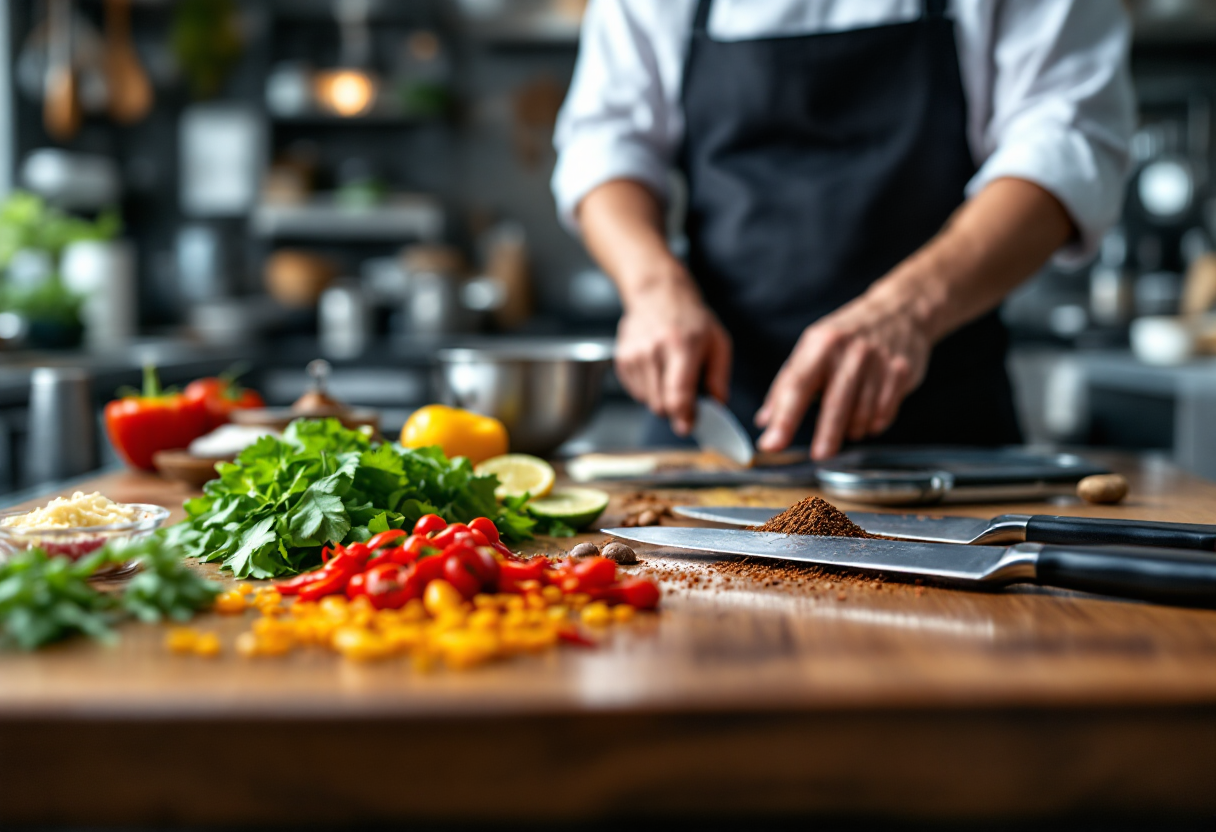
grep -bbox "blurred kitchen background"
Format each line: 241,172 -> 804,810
0,0 -> 1214,497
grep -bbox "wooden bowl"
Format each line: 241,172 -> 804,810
152,450 -> 232,490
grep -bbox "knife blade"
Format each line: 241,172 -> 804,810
602,526 -> 1216,606
691,397 -> 755,467
671,506 -> 1216,552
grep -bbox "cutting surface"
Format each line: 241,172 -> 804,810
2,452 -> 1215,823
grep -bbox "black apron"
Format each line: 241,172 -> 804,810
647,0 -> 1021,447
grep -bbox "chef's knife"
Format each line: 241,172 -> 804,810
691,397 -> 755,467
603,526 -> 1216,606
672,506 -> 1216,553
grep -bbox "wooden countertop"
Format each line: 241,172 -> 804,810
3,452 -> 1215,825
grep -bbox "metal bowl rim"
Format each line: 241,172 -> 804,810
436,339 -> 614,364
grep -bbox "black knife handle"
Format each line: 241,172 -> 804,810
1026,515 -> 1216,552
1035,544 -> 1216,606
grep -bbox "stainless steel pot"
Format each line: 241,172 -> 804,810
434,339 -> 614,456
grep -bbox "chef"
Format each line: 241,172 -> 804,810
552,0 -> 1134,459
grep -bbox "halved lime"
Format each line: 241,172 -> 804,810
475,454 -> 556,500
526,487 -> 611,530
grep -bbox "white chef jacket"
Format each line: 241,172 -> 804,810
552,0 -> 1137,263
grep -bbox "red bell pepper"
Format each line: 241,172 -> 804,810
183,371 -> 265,431
104,365 -> 208,471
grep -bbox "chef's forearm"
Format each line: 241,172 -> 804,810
577,179 -> 703,310
868,177 -> 1076,343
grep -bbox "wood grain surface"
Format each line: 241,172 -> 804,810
2,453 -> 1215,824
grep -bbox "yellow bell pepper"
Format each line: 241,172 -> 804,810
400,405 -> 508,464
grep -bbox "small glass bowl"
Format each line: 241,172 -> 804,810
0,504 -> 171,578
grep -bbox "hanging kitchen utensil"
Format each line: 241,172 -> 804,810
673,506 -> 1216,552
603,526 -> 1216,608
44,0 -> 82,141
104,0 -> 154,124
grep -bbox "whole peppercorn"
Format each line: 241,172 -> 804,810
568,541 -> 601,559
601,541 -> 638,565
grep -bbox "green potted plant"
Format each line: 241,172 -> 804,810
0,191 -> 120,349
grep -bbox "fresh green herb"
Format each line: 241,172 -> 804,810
167,418 -> 538,579
0,548 -> 114,650
0,535 -> 221,651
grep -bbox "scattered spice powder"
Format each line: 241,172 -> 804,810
750,495 -> 874,538
709,495 -> 888,592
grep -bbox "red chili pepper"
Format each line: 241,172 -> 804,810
366,529 -> 408,551
492,541 -> 519,561
103,365 -> 209,471
413,514 -> 447,537
276,570 -> 329,595
469,517 -> 500,543
297,566 -> 355,601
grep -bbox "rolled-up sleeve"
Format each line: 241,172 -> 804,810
967,0 -> 1136,265
551,0 -> 684,232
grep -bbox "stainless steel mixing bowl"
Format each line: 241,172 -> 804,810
434,339 -> 614,456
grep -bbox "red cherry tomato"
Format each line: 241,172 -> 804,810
429,523 -> 471,549
346,571 -> 368,599
411,553 -> 449,586
413,514 -> 447,537
468,517 -> 500,543
443,554 -> 483,599
572,556 -> 617,589
613,578 -> 660,610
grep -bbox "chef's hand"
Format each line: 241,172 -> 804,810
755,292 -> 931,460
616,281 -> 732,436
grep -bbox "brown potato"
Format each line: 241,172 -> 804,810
1077,473 -> 1129,505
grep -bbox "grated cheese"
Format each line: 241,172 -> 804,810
1,492 -> 139,532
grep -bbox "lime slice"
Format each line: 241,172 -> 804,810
475,454 -> 556,500
526,487 -> 611,530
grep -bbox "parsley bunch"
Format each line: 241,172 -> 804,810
167,418 -> 538,579
0,536 -> 221,651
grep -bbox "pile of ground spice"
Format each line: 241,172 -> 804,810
750,495 -> 874,538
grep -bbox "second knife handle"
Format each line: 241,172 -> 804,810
1026,515 -> 1216,551
1035,544 -> 1216,606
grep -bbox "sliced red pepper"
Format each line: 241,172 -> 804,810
557,628 -> 597,648
366,529 -> 408,551
276,570 -> 329,595
498,557 -> 549,593
608,578 -> 661,610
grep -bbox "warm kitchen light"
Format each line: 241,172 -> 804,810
314,69 -> 376,117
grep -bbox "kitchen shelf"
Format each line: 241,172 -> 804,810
251,196 -> 445,241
